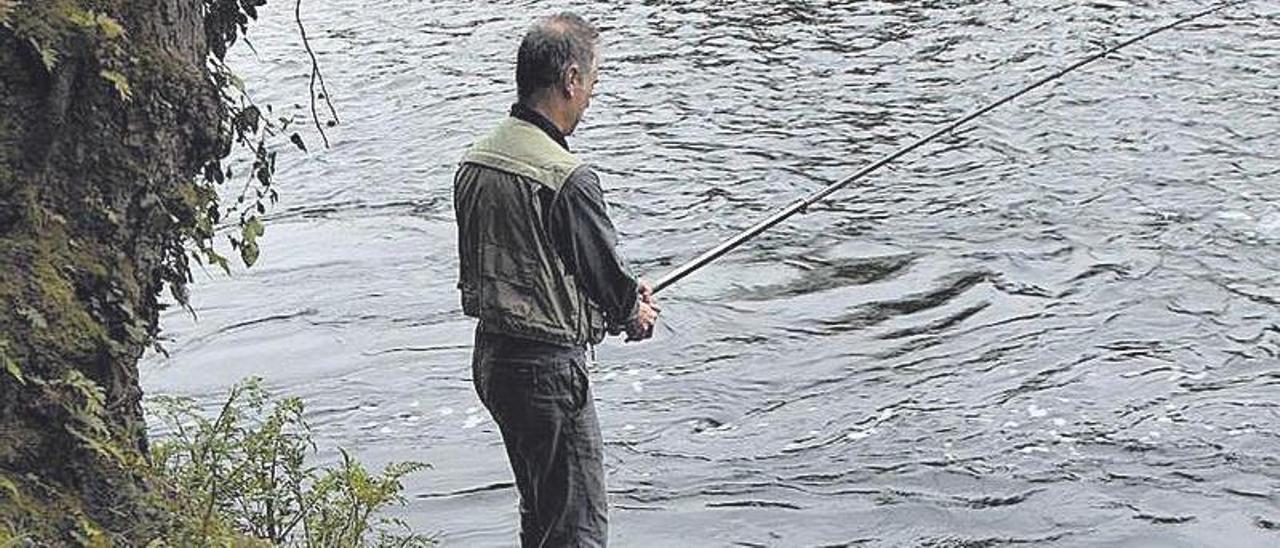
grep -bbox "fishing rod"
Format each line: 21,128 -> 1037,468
651,0 -> 1245,295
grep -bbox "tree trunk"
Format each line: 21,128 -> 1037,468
1,0 -> 225,542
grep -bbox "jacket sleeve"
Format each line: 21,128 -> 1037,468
547,166 -> 640,327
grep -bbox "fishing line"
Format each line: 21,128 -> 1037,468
651,0 -> 1247,294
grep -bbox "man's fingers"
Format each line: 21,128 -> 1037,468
638,281 -> 656,305
623,302 -> 659,342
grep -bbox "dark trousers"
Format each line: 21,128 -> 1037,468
472,330 -> 608,547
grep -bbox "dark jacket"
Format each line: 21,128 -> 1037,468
453,104 -> 639,346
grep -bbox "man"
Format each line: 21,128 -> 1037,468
452,12 -> 660,547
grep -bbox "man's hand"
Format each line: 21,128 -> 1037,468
626,281 -> 659,342
626,301 -> 659,342
638,281 -> 655,305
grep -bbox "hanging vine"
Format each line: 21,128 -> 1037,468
185,0 -> 338,294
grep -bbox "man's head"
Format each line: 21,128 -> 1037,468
516,12 -> 599,135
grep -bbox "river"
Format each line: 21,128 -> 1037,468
140,1 -> 1280,546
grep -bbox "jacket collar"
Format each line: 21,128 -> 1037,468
510,102 -> 569,152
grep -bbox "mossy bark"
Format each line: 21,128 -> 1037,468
1,0 -> 225,542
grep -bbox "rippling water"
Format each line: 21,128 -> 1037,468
141,1 -> 1280,545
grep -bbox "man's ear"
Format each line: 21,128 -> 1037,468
564,64 -> 581,98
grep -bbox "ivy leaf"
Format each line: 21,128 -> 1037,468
96,13 -> 126,39
240,217 -> 264,267
16,307 -> 48,330
99,69 -> 132,101
39,48 -> 56,71
30,38 -> 57,72
240,241 -> 260,268
5,357 -> 23,384
244,217 -> 265,239
0,476 -> 18,499
1,340 -> 23,385
169,281 -> 191,308
0,0 -> 16,29
290,133 -> 307,152
238,105 -> 261,132
207,248 -> 231,275
123,319 -> 150,345
65,8 -> 95,28
228,72 -> 246,94
205,161 -> 225,184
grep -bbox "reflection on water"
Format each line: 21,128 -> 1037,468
142,0 -> 1280,545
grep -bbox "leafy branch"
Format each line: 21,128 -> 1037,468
148,378 -> 435,546
176,0 -> 338,285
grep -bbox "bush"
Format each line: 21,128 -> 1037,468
145,378 -> 434,547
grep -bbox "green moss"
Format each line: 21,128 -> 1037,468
0,472 -> 109,546
30,245 -> 109,356
0,203 -> 119,393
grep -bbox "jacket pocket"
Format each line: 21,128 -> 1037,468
479,242 -> 537,287
478,242 -> 540,319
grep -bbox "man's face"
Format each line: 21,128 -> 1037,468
564,55 -> 598,135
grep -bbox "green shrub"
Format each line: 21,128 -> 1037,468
146,378 -> 434,547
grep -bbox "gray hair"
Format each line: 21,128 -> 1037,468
516,12 -> 599,103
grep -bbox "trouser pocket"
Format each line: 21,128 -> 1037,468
567,355 -> 591,417
532,357 -> 587,418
